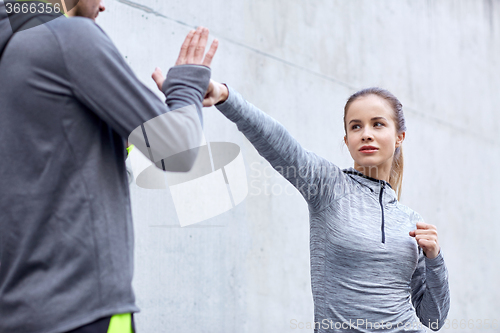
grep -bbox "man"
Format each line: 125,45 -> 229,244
0,0 -> 217,332
66,0 -> 106,21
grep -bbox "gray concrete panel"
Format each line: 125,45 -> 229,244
98,1 -> 500,331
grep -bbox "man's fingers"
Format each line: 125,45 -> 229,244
176,30 -> 195,66
175,27 -> 218,67
193,27 -> 209,63
186,27 -> 202,63
202,39 -> 219,68
151,67 -> 164,91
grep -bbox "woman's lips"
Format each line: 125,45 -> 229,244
360,149 -> 378,154
359,148 -> 378,154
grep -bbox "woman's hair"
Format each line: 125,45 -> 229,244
343,87 -> 406,201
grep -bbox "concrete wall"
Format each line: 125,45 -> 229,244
98,1 -> 500,332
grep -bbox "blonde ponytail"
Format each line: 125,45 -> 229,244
389,145 -> 404,201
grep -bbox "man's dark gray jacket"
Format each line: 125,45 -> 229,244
0,4 -> 210,332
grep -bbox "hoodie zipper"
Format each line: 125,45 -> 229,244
342,170 -> 391,243
378,181 -> 386,243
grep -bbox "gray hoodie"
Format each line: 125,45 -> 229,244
215,86 -> 450,333
0,3 -> 209,332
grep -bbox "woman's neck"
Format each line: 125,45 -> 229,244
353,162 -> 391,183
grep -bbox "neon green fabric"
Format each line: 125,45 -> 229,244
107,313 -> 133,333
126,144 -> 134,156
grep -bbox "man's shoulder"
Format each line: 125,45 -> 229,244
44,17 -> 115,62
48,16 -> 98,29
45,16 -> 106,43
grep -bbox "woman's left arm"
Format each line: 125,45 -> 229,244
409,222 -> 451,331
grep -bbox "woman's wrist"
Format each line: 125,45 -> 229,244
217,83 -> 229,105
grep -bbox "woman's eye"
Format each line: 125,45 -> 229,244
374,122 -> 384,127
351,125 -> 360,130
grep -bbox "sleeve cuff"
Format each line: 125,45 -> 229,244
161,64 -> 211,97
214,85 -> 244,123
424,248 -> 445,268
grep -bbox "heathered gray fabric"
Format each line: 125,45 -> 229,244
216,86 -> 450,332
0,7 -> 209,333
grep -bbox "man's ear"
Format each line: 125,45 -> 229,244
396,132 -> 406,148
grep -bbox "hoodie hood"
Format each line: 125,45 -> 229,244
0,1 -> 13,56
0,1 -> 63,58
342,166 -> 398,202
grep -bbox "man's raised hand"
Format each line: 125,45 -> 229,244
152,26 -> 219,91
176,27 -> 218,67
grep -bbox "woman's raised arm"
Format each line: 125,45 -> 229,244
204,80 -> 348,210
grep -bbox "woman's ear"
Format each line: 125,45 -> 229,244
344,135 -> 348,146
396,132 -> 406,147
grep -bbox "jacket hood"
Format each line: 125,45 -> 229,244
0,1 -> 63,57
0,1 -> 13,56
342,166 -> 398,202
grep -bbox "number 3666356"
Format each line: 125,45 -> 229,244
443,319 -> 498,330
5,2 -> 62,14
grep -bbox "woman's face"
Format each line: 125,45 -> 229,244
343,94 -> 404,176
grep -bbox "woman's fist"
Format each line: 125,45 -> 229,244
409,222 -> 440,259
202,79 -> 228,107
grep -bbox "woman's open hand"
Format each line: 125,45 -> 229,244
202,79 -> 228,107
152,26 -> 219,91
409,222 -> 440,259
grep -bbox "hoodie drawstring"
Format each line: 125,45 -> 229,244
378,181 -> 386,243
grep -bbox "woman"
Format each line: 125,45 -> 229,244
199,79 -> 451,332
